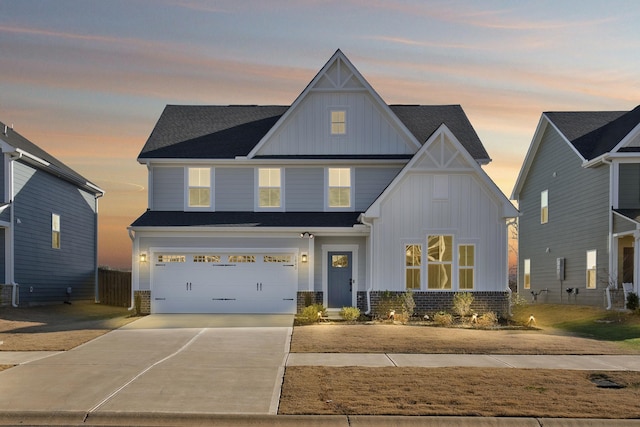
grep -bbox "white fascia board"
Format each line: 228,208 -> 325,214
129,226 -> 370,237
142,158 -> 409,167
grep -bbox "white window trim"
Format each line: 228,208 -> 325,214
541,189 -> 548,224
184,167 -> 214,211
458,243 -> 475,291
586,249 -> 597,289
324,167 -> 354,211
403,241 -> 423,291
255,167 -> 284,211
52,213 -> 61,249
329,108 -> 348,136
523,258 -> 531,290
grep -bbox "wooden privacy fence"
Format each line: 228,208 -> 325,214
98,268 -> 131,307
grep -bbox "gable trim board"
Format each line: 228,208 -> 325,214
131,50 -> 515,315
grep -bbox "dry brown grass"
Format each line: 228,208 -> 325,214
280,367 -> 640,418
291,323 -> 637,354
0,302 -> 138,351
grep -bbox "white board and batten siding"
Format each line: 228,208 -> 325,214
255,92 -> 416,157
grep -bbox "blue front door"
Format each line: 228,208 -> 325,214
328,251 -> 352,308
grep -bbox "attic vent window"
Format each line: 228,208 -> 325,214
331,110 -> 346,135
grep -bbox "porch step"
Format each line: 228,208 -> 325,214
324,309 -> 343,321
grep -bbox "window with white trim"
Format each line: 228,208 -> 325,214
405,244 -> 421,290
427,235 -> 452,289
328,167 -> 351,208
330,110 -> 346,135
524,259 -> 531,290
458,244 -> 475,290
188,167 -> 211,208
541,190 -> 548,224
52,213 -> 60,249
586,250 -> 597,289
258,168 -> 281,208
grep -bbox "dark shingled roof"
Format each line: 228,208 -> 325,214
131,210 -> 362,228
545,106 -> 640,160
138,104 -> 489,161
0,120 -> 102,195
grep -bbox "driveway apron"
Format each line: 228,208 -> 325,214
0,315 -> 293,415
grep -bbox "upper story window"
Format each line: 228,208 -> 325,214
405,244 -> 422,290
330,110 -> 346,135
258,168 -> 281,208
188,167 -> 211,208
427,235 -> 452,289
328,167 -> 351,208
586,250 -> 597,289
523,259 -> 531,289
52,213 -> 60,249
540,190 -> 548,224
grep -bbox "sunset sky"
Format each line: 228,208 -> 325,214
1,0 -> 639,269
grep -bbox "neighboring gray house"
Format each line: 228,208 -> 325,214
130,50 -> 517,315
512,106 -> 640,307
0,121 -> 104,307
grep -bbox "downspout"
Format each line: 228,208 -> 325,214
93,191 -> 104,303
8,151 -> 22,307
127,228 -> 136,311
359,215 -> 374,315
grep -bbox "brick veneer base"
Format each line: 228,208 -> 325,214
134,290 -> 151,315
357,291 -> 510,318
297,291 -> 324,312
0,284 -> 12,306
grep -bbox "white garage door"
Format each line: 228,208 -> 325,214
151,252 -> 298,314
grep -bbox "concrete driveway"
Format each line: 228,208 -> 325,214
0,314 -> 293,415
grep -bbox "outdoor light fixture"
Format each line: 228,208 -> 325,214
301,253 -> 308,263
300,232 -> 314,239
140,252 -> 147,263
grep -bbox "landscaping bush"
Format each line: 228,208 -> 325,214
433,311 -> 453,326
339,306 -> 360,322
298,304 -> 326,324
373,291 -> 398,320
627,292 -> 639,312
476,311 -> 498,328
453,292 -> 474,318
400,291 -> 416,319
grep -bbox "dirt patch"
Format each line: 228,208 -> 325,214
291,323 -> 638,354
279,367 -> 640,417
0,302 -> 139,351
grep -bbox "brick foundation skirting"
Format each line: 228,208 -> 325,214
297,291 -> 324,312
0,284 -> 12,306
134,290 -> 151,315
357,290 -> 510,318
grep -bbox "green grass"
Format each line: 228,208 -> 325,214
512,304 -> 640,350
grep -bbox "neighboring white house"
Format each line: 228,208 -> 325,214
129,49 -> 517,315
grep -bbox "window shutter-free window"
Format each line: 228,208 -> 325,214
52,213 -> 60,249
427,235 -> 452,289
405,244 -> 421,290
328,168 -> 351,208
524,259 -> 531,290
188,168 -> 211,208
258,168 -> 281,208
586,250 -> 597,289
331,110 -> 346,135
540,190 -> 548,224
459,245 -> 474,290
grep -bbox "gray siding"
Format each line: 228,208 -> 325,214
0,228 -> 5,282
13,161 -> 98,304
518,125 -> 610,305
618,163 -> 640,208
152,167 -> 183,210
285,168 -> 324,211
215,168 -> 253,211
354,167 -> 402,211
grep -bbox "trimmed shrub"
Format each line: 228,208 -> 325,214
433,311 -> 453,326
339,306 -> 360,322
476,311 -> 498,328
453,292 -> 474,317
627,292 -> 639,312
298,304 -> 326,324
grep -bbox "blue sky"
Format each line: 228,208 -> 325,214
0,0 -> 638,268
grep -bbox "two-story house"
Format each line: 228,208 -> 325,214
512,106 -> 640,307
0,121 -> 104,307
129,50 -> 518,315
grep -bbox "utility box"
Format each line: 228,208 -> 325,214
556,257 -> 565,281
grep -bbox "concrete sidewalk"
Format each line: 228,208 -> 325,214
286,353 -> 640,370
